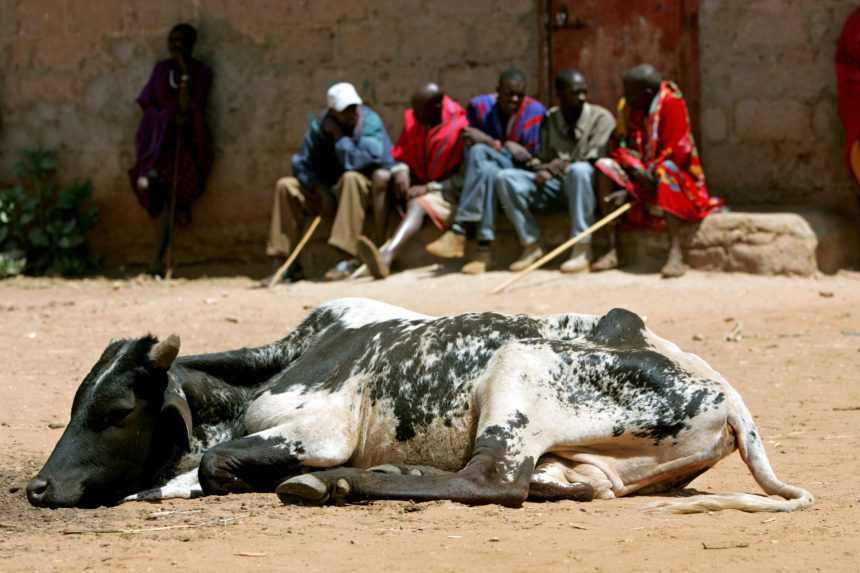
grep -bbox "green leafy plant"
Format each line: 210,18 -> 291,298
0,149 -> 99,277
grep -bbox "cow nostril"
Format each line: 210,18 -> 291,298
26,477 -> 49,504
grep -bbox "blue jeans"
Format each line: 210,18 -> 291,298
453,143 -> 514,242
495,162 -> 597,247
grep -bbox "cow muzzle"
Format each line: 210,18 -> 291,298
26,475 -> 84,508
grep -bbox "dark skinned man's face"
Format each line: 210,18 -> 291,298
558,77 -> 588,117
413,94 -> 444,126
167,30 -> 192,60
331,104 -> 359,131
624,82 -> 655,113
498,79 -> 526,117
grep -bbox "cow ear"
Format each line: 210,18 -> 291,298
149,334 -> 181,370
161,378 -> 192,451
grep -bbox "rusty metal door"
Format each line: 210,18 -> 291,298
546,0 -> 701,132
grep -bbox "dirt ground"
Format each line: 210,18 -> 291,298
1,265 -> 859,572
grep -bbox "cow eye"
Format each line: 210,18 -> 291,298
103,408 -> 133,428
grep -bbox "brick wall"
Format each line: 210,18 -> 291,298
0,0 -> 539,264
699,0 -> 860,214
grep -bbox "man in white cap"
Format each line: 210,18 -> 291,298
266,82 -> 395,281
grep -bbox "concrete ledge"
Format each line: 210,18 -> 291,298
298,208 -> 854,278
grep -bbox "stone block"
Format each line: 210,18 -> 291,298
335,20 -> 396,66
767,207 -> 860,274
305,0 -> 368,25
688,212 -> 818,275
734,99 -> 809,142
396,22 -> 470,66
702,107 -> 727,143
124,0 -> 196,36
0,0 -> 19,38
734,5 -> 807,49
16,0 -> 65,37
65,0 -> 128,38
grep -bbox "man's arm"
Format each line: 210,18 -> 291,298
291,126 -> 320,190
334,112 -> 392,172
464,100 -> 501,148
585,111 -> 617,161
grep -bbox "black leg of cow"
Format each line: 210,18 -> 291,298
527,480 -> 594,502
199,435 -> 305,495
277,436 -> 535,508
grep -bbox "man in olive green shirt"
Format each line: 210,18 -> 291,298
496,69 -> 615,273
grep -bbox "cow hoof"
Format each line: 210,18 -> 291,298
369,464 -> 403,475
276,474 -> 330,506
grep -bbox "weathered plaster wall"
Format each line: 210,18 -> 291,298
0,0 -> 539,264
699,0 -> 860,214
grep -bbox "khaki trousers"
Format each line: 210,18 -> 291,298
266,171 -> 372,258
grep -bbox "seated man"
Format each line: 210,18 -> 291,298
496,69 -> 615,273
425,68 -> 545,274
356,83 -> 468,279
595,64 -> 720,278
266,82 -> 394,281
837,6 -> 860,197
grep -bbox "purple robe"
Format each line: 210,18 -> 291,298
129,58 -> 213,219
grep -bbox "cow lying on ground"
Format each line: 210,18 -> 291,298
27,298 -> 812,512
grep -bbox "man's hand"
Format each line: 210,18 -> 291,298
534,170 -> 553,186
322,115 -> 344,141
305,185 -> 336,220
545,158 -> 570,178
630,166 -> 657,192
603,189 -> 628,207
504,140 -> 531,163
461,126 -> 495,147
407,185 -> 429,200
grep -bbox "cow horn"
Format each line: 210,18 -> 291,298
148,334 -> 181,370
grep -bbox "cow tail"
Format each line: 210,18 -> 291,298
647,390 -> 814,514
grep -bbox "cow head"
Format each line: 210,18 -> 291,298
26,335 -> 192,508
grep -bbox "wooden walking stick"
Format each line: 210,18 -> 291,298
163,137 -> 181,280
268,215 -> 321,288
490,202 -> 632,295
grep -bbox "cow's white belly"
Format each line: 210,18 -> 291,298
348,398 -> 478,471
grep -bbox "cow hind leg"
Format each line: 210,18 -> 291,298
277,431 -> 536,508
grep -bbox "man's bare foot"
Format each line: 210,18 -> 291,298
356,236 -> 390,279
590,248 -> 618,272
660,248 -> 688,278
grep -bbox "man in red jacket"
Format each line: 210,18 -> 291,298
837,7 -> 860,197
357,83 -> 468,279
596,64 -> 720,278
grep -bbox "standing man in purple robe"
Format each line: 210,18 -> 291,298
129,23 -> 214,277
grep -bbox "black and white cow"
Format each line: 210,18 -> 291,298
27,298 -> 812,512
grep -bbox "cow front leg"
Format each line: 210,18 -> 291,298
277,431 -> 536,508
199,426 -> 352,495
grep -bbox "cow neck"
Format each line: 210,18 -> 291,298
171,364 -> 249,429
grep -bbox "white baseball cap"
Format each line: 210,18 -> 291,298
326,82 -> 363,112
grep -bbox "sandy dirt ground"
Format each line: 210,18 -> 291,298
1,265 -> 859,572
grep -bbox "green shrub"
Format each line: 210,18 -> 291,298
0,149 -> 99,278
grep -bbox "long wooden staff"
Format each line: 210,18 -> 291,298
163,133 -> 182,280
490,202 -> 631,295
268,215 -> 321,288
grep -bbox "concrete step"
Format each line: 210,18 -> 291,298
298,208 -> 858,278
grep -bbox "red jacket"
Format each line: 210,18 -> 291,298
392,96 -> 468,184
